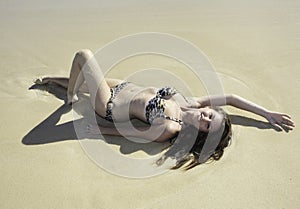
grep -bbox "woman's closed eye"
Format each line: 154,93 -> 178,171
207,113 -> 214,130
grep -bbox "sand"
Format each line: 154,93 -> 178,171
0,0 -> 299,208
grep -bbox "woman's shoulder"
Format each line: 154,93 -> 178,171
172,94 -> 201,108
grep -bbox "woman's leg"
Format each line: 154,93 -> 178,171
36,77 -> 89,93
36,77 -> 125,93
67,49 -> 111,117
36,77 -> 69,88
105,78 -> 126,87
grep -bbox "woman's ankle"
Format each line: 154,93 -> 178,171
67,93 -> 78,105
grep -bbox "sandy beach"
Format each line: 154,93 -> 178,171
0,0 -> 299,208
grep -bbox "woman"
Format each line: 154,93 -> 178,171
36,49 -> 295,169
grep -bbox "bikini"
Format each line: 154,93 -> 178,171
105,83 -> 183,126
104,82 -> 130,122
145,87 -> 183,125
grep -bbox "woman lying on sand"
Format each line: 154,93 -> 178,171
36,49 -> 295,169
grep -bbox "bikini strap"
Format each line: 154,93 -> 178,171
164,115 -> 183,125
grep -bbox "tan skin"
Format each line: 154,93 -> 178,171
38,49 -> 295,142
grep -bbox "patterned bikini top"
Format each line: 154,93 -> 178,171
145,87 -> 183,125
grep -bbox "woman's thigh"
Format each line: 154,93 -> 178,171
76,49 -> 112,117
80,78 -> 125,93
105,78 -> 126,88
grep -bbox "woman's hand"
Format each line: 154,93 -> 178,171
265,111 -> 295,132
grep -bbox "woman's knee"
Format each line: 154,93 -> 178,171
74,49 -> 94,64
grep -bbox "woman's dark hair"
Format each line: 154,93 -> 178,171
156,107 -> 232,170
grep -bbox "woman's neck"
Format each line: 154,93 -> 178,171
180,107 -> 198,126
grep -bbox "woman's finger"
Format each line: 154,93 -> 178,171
283,117 -> 295,126
271,122 -> 283,131
281,123 -> 294,132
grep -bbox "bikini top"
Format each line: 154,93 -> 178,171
145,87 -> 183,125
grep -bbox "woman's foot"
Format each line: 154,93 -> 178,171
34,77 -> 51,85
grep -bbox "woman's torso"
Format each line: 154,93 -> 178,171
110,83 -> 196,124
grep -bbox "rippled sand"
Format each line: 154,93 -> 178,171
0,0 -> 299,208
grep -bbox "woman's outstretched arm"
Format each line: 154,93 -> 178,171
194,94 -> 295,131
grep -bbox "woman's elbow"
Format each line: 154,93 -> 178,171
155,123 -> 179,142
163,123 -> 180,141
227,94 -> 238,105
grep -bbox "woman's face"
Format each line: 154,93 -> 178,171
194,107 -> 224,132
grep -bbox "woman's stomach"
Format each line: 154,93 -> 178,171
110,84 -> 158,122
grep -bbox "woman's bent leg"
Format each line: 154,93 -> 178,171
67,49 -> 111,117
37,77 -> 70,89
105,78 -> 126,87
36,77 -> 89,93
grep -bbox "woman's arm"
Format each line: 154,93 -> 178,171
194,94 -> 295,131
87,121 -> 179,142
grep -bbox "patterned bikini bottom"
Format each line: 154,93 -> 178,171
104,82 -> 130,122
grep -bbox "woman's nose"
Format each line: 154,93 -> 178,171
202,114 -> 211,122
202,115 -> 211,122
